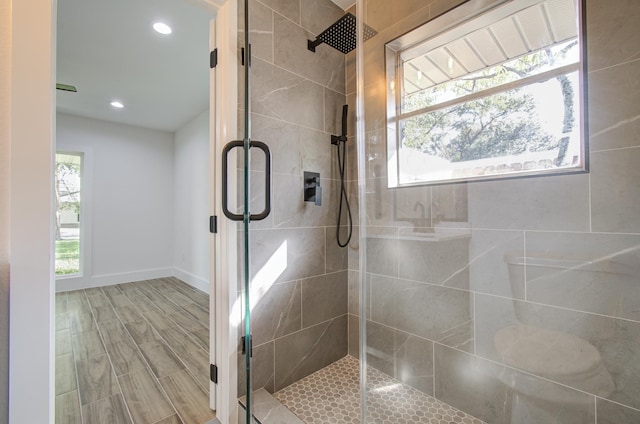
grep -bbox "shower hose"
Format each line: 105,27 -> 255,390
336,137 -> 352,247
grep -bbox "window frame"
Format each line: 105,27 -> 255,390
384,0 -> 588,188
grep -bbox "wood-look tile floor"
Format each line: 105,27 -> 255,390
55,277 -> 216,424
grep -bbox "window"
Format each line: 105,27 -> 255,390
385,0 -> 587,187
55,152 -> 83,276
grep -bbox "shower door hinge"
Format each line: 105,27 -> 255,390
241,44 -> 251,67
209,215 -> 217,233
210,49 -> 218,68
241,335 -> 253,357
210,364 -> 218,384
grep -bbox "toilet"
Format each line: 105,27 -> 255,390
493,254 -> 615,415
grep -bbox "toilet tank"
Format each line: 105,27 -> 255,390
504,252 -> 639,320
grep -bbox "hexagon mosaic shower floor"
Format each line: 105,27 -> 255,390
273,355 -> 485,424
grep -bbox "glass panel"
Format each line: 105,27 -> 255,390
55,152 -> 82,276
402,40 -> 580,113
239,0 -> 256,423
398,69 -> 581,184
358,0 -> 640,423
385,0 -> 587,186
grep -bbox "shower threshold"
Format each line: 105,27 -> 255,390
273,355 -> 486,424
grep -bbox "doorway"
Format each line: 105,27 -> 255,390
54,0 -> 219,422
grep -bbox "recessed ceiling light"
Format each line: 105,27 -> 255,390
110,101 -> 124,109
153,22 -> 172,35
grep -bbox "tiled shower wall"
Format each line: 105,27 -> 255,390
348,0 -> 640,423
236,0 -> 349,395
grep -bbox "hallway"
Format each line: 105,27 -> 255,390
55,278 -> 215,424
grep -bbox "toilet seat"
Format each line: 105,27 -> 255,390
494,324 -> 614,397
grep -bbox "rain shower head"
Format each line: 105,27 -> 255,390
308,13 -> 377,54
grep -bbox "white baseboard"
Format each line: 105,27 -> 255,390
172,267 -> 210,294
55,267 -> 210,293
55,267 -> 174,292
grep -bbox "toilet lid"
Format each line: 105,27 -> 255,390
494,324 -> 602,377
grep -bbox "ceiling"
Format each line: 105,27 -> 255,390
56,0 -> 213,132
56,0 -> 352,132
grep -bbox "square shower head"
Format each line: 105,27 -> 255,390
308,13 -> 378,54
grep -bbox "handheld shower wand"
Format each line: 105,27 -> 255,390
332,105 -> 352,247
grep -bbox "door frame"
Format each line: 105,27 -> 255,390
8,0 -> 235,422
211,0 -> 239,422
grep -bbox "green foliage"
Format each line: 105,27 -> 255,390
55,240 -> 79,275
403,88 -> 554,162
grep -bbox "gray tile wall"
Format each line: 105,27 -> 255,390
237,0 -> 348,396
349,0 -> 640,423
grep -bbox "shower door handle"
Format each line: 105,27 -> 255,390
221,140 -> 272,222
248,140 -> 272,221
221,140 -> 244,221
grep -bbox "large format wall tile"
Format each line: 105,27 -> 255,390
251,281 -> 302,346
596,398 -> 640,424
347,270 -> 359,316
239,0 -> 274,63
586,0 -> 640,72
238,341 -> 275,396
365,227 -> 398,277
272,174 -> 338,228
300,0 -> 344,37
467,173 -> 590,231
259,0 -> 300,24
249,114 -> 334,178
370,275 -> 473,352
274,315 -> 347,391
589,59 -> 640,151
250,113 -> 300,175
274,14 -> 346,93
468,230 -> 524,298
397,236 -> 470,288
365,320 -> 435,395
326,229 -> 348,273
591,148 -> 640,233
251,57 -> 325,131
325,87 -> 348,136
301,271 -> 348,328
250,227 -> 325,284
434,345 -> 595,424
525,231 -> 640,320
475,294 -> 640,409
348,314 -> 359,358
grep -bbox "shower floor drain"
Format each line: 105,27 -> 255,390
274,355 -> 485,424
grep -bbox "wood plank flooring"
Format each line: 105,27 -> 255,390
55,277 -> 216,424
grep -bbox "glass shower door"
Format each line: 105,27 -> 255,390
221,0 -> 271,422
357,0 -> 640,423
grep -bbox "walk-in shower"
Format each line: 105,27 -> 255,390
234,0 -> 640,423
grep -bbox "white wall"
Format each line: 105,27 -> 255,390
0,1 -> 11,422
9,0 -> 56,421
56,113 -> 175,290
173,110 -> 211,292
